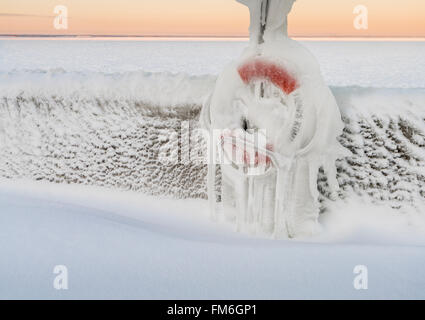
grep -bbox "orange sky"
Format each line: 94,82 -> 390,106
0,0 -> 424,37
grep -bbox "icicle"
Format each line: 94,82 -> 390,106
308,157 -> 320,202
285,160 -> 297,238
246,176 -> 255,232
273,165 -> 289,238
236,174 -> 249,232
208,129 -> 217,221
254,178 -> 265,234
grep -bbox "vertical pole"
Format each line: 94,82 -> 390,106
258,0 -> 270,44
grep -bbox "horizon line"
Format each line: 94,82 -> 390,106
1,34 -> 425,39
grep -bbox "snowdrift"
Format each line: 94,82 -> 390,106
1,70 -> 425,210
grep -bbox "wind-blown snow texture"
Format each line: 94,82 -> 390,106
1,71 -> 425,210
1,180 -> 424,299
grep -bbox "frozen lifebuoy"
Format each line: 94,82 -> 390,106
238,58 -> 299,95
201,0 -> 348,238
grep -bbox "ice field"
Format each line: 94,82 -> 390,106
1,39 -> 425,88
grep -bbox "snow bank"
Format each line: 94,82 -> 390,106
0,180 -> 424,299
0,71 -> 425,210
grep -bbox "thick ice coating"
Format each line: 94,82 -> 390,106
237,0 -> 295,43
201,0 -> 348,238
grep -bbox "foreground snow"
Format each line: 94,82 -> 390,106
1,180 -> 424,299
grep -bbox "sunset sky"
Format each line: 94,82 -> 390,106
0,0 -> 424,37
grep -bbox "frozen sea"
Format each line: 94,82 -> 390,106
1,38 -> 425,88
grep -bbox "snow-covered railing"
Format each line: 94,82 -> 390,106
0,73 -> 424,211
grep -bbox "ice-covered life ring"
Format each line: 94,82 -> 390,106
235,57 -> 316,152
238,58 -> 299,95
201,0 -> 347,238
